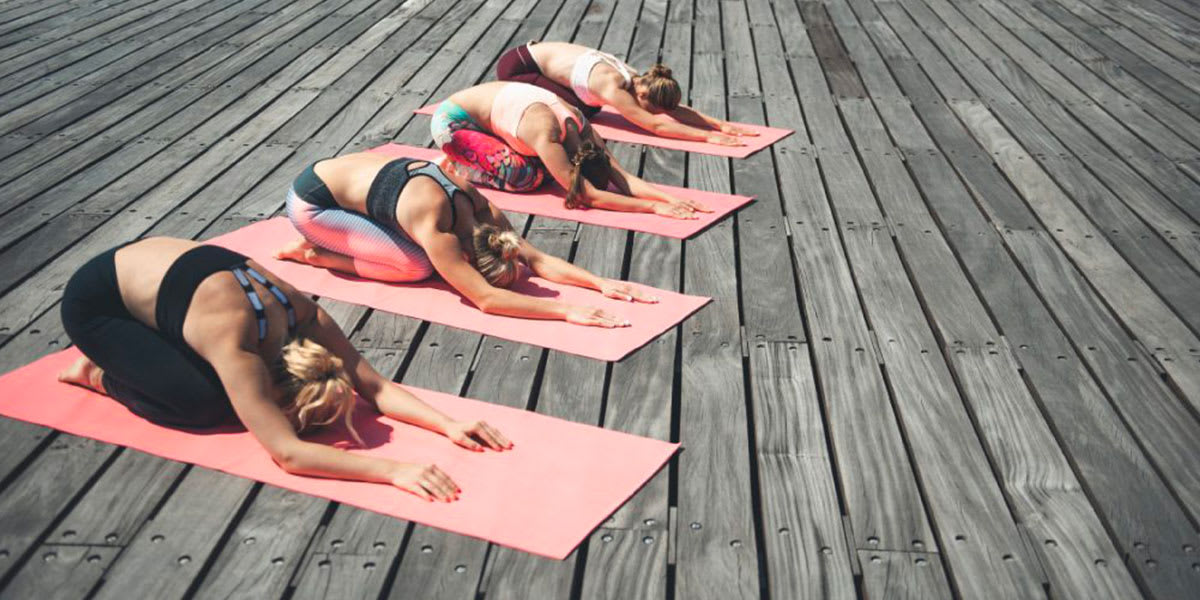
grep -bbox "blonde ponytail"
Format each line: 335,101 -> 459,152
472,224 -> 521,288
271,337 -> 362,446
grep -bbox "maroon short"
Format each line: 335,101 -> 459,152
495,43 -> 601,118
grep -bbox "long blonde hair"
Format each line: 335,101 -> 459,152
472,224 -> 521,287
270,337 -> 363,446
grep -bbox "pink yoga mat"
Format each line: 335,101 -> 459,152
0,350 -> 678,559
209,218 -> 710,362
415,104 -> 792,158
368,143 -> 753,239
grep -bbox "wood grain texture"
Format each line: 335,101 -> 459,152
858,550 -> 953,600
0,0 -> 1198,596
750,341 -> 855,599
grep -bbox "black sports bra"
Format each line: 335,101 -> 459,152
156,245 -> 296,345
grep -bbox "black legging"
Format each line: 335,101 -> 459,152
59,245 -> 234,428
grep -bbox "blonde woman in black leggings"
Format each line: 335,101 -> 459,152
58,237 -> 510,502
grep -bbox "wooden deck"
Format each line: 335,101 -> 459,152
0,0 -> 1197,597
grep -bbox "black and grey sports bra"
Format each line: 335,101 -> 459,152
156,245 -> 296,345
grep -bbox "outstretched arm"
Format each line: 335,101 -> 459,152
603,145 -> 712,215
534,136 -> 697,219
517,239 -> 659,303
666,105 -> 758,137
410,214 -> 630,327
305,306 -> 511,453
604,89 -> 745,145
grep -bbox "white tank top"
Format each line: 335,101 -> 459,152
570,50 -> 635,107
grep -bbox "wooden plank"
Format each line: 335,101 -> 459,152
473,216 -> 613,599
482,9 -> 657,596
913,0 -> 1200,230
186,4 -> 496,593
1072,0 -> 1200,65
0,2 -> 471,595
1049,0 -> 1200,94
0,0 -> 281,219
0,0 -> 389,335
832,6 -> 1200,596
766,0 -> 938,559
981,0 -> 1200,148
730,99 -> 806,343
0,0 -> 391,517
667,7 -> 760,599
954,99 -> 1200,417
836,88 -> 1142,599
0,0 -> 247,166
858,550 -> 953,600
284,5 -> 558,595
211,0 -> 478,220
0,436 -> 114,581
848,9 -> 1200,596
579,196 -> 676,599
0,0 -> 78,27
0,420 -> 51,484
940,0 -> 1200,238
0,0 -> 271,137
799,1 -> 867,99
88,468 -> 255,599
0,0 -> 251,168
721,6 -> 855,595
750,341 -> 856,599
1030,0 -> 1200,129
0,0 -> 121,43
3,449 -> 187,595
955,0 -> 1198,163
948,348 -> 1142,598
2,544 -> 119,598
0,0 -> 180,82
789,14 -> 1049,597
191,486 -> 330,599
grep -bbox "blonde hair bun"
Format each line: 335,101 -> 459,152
489,229 -> 521,262
472,224 -> 522,288
272,337 -> 362,446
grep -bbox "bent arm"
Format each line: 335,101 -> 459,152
207,345 -> 405,483
411,221 -> 574,321
301,307 -> 456,432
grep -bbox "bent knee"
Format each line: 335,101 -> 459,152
504,165 -> 544,192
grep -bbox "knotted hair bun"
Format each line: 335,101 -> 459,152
646,63 -> 673,79
488,228 -> 521,262
472,224 -> 521,288
271,337 -> 362,446
639,63 -> 682,111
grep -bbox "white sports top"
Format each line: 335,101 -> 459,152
570,50 -> 635,107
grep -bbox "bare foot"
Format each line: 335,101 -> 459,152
57,356 -> 105,394
274,238 -> 318,264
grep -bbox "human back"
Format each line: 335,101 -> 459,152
523,41 -> 595,83
113,237 -> 312,359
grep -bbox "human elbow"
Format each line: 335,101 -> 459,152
273,445 -> 307,473
648,120 -> 671,135
474,292 -> 502,314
